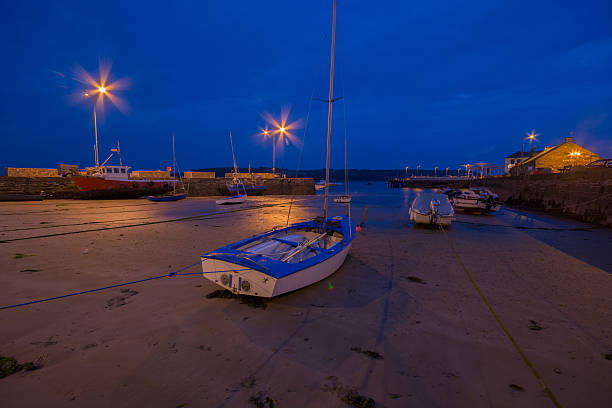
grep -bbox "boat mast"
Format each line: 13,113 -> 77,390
230,131 -> 238,179
323,0 -> 337,222
344,101 -> 348,196
172,134 -> 176,194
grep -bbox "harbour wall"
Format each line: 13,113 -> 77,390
472,168 -> 612,227
185,177 -> 315,196
0,177 -> 315,199
391,168 -> 612,227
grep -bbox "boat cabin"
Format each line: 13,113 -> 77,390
101,166 -> 131,181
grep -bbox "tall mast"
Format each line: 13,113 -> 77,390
230,131 -> 238,176
172,134 -> 176,193
323,0 -> 337,222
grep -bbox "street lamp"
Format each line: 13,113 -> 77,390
405,166 -> 409,178
417,164 -> 420,176
76,63 -> 129,171
434,166 -> 438,177
446,167 -> 449,177
261,108 -> 302,176
523,129 -> 539,153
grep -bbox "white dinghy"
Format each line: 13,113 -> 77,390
469,187 -> 501,211
449,189 -> 487,213
410,192 -> 455,226
202,0 -> 355,297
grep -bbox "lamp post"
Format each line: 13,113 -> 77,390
405,166 -> 409,178
446,167 -> 449,177
85,86 -> 108,171
434,166 -> 438,177
417,164 -> 420,177
78,63 -> 129,172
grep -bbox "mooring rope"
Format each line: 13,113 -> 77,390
0,199 -> 309,243
441,226 -> 562,408
0,261 -> 250,311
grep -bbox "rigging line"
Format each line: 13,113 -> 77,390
1,263 -> 253,311
441,226 -> 562,408
285,88 -> 316,227
0,199 -> 309,243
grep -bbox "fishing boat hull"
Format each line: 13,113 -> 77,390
146,193 -> 187,202
201,217 -> 355,297
215,194 -> 247,205
73,176 -> 175,199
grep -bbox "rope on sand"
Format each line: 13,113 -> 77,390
0,261 -> 250,311
441,227 -> 562,408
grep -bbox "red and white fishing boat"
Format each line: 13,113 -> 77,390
73,165 -> 175,199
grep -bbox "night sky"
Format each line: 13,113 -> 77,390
1,0 -> 611,172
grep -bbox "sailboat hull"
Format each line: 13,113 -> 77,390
146,193 -> 187,202
216,194 -> 247,205
201,217 -> 355,297
202,241 -> 352,297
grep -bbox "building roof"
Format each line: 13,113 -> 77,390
505,150 -> 542,159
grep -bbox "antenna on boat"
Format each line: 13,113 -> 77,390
322,0 -> 337,225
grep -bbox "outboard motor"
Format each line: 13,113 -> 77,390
430,199 -> 441,223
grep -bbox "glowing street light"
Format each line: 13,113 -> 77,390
405,166 -> 409,178
74,61 -> 129,170
261,107 -> 302,175
523,129 -> 540,153
434,166 -> 438,177
446,167 -> 449,177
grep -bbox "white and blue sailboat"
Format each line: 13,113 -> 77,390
201,0 -> 355,297
216,131 -> 248,205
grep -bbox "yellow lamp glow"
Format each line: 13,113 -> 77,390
99,86 -> 106,93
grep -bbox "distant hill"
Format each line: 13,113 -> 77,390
190,167 -> 449,180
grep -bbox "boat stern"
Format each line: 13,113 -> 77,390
201,257 -> 277,297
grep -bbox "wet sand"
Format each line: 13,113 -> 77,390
1,193 -> 612,407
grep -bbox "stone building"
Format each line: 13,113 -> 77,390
513,136 -> 601,174
504,149 -> 541,174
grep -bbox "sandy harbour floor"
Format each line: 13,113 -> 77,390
1,192 -> 612,407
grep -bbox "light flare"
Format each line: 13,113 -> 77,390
71,59 -> 131,114
261,105 -> 304,152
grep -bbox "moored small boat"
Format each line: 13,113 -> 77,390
147,193 -> 187,202
469,187 -> 501,211
334,195 -> 351,203
201,216 -> 354,297
449,189 -> 487,213
410,192 -> 454,226
216,194 -> 247,205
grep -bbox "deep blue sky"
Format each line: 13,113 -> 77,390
1,0 -> 611,171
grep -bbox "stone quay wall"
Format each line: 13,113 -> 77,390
4,167 -> 59,177
389,168 -> 612,227
471,168 -> 612,226
0,177 -> 78,198
185,177 -> 315,196
0,177 -> 315,199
